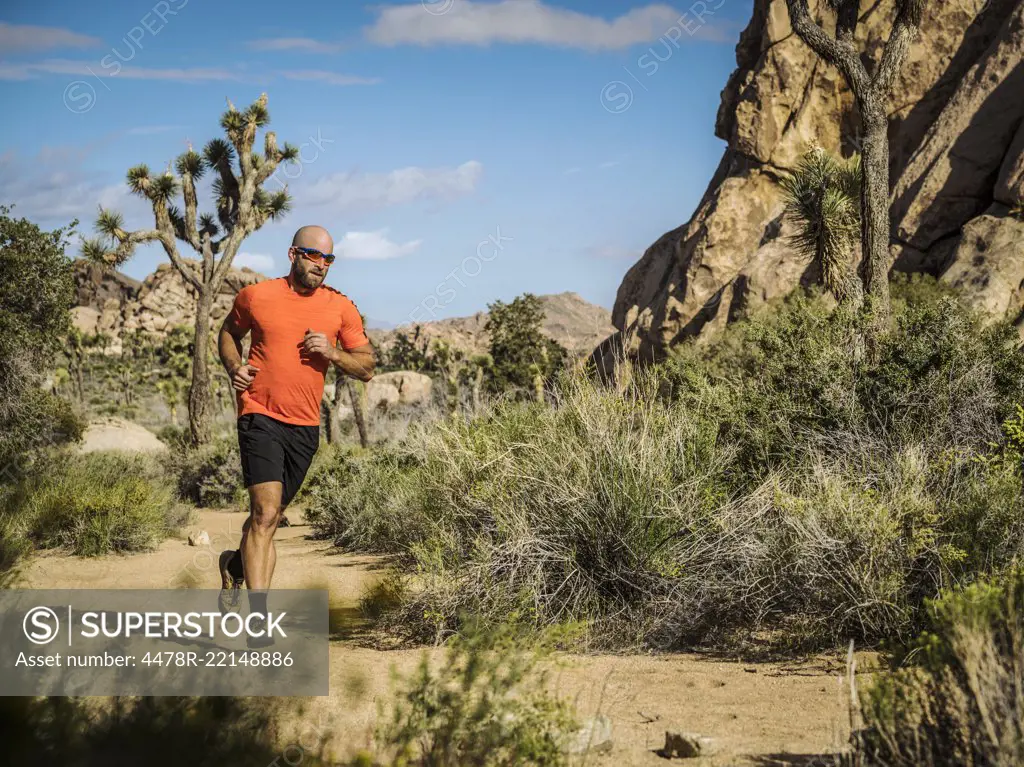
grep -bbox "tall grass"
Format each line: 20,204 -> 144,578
854,570 -> 1024,766
307,280 -> 1024,650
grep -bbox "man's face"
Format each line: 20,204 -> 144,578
288,236 -> 334,290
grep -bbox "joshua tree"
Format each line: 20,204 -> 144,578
468,353 -> 493,413
156,377 -> 186,426
784,0 -> 924,325
780,147 -> 864,307
82,93 -> 297,445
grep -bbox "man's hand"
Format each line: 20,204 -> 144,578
301,329 -> 336,362
230,363 -> 260,392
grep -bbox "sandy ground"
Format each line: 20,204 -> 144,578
16,508 -> 860,766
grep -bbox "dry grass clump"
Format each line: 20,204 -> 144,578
307,279 -> 1024,651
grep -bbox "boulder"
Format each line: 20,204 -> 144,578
70,306 -> 100,336
371,371 -> 433,405
658,731 -> 714,759
365,381 -> 400,411
565,715 -> 613,755
75,417 -> 168,455
188,530 -> 210,547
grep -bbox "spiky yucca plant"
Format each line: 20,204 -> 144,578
81,94 -> 298,445
785,0 -> 925,327
780,146 -> 864,308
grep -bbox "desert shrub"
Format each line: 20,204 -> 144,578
170,435 -> 245,508
308,281 -> 1024,650
292,441 -> 359,514
0,206 -> 85,469
361,621 -> 577,766
854,570 -> 1024,766
2,451 -> 188,558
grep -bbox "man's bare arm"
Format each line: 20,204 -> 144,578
300,333 -> 375,382
219,316 -> 259,392
218,317 -> 245,376
331,343 -> 375,382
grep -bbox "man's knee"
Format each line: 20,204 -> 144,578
249,499 -> 282,533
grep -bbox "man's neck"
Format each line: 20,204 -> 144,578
286,273 -> 316,296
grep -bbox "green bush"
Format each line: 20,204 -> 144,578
307,281 -> 1024,651
2,452 -> 188,558
364,621 -> 577,766
855,570 -> 1024,766
170,435 -> 245,508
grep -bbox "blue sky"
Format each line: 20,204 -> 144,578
0,0 -> 752,327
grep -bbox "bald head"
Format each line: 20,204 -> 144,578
291,225 -> 333,254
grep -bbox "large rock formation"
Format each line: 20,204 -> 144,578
606,0 -> 1024,365
71,259 -> 267,354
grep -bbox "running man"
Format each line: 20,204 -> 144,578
217,225 -> 374,640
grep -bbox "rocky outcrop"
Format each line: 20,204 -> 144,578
606,0 -> 1024,364
71,259 -> 267,353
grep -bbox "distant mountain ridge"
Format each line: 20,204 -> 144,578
71,260 -> 613,357
368,291 -> 616,357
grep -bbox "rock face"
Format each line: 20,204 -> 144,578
71,259 -> 268,353
606,0 -> 1024,364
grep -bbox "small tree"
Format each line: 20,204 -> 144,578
0,206 -> 84,470
784,0 -> 924,326
82,93 -> 297,445
780,147 -> 864,307
484,293 -> 566,399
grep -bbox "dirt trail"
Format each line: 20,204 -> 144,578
17,508 -> 857,766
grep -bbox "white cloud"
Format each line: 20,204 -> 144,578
563,167 -> 583,175
247,37 -> 346,54
365,0 -> 721,50
0,149 -> 139,227
299,160 -> 482,213
599,160 -> 621,169
336,230 -> 422,260
0,59 -> 239,82
0,22 -> 101,53
281,70 -> 381,86
234,252 -> 276,274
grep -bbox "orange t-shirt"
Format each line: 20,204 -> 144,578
226,277 -> 370,426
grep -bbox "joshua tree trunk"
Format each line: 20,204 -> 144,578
346,378 -> 369,448
785,0 -> 923,328
859,106 -> 892,318
472,366 -> 483,413
188,289 -> 214,445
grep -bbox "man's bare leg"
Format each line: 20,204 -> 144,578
241,481 -> 284,591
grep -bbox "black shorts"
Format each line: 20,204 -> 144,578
237,413 -> 319,507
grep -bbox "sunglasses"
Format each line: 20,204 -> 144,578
292,246 -> 336,266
